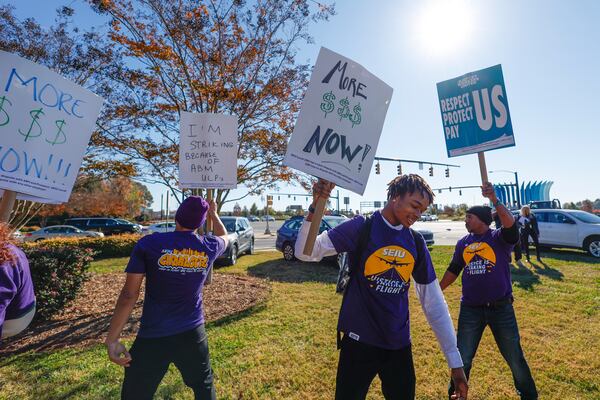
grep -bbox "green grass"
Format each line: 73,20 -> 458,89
1,247 -> 599,399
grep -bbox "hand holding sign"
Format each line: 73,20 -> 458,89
304,178 -> 336,255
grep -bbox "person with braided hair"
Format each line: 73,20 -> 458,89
296,175 -> 468,400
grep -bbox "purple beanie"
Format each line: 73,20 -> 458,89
175,196 -> 209,229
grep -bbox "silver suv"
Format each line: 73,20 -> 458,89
533,209 -> 600,257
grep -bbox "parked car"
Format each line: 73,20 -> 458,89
531,209 -> 600,257
116,218 -> 144,231
217,216 -> 255,265
248,216 -> 260,222
429,214 -> 439,221
24,225 -> 104,242
276,215 -> 348,261
10,230 -> 24,242
64,217 -> 142,235
276,215 -> 435,261
146,221 -> 177,234
260,215 -> 275,222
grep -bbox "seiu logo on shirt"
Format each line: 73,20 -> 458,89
364,246 -> 414,295
463,242 -> 496,275
158,248 -> 209,273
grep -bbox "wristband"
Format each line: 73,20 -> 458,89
308,204 -> 316,214
493,199 -> 502,207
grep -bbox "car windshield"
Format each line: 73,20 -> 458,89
222,220 -> 236,233
570,211 -> 600,224
117,219 -> 131,224
323,216 -> 348,229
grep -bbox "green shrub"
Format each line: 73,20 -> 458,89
22,234 -> 140,259
23,246 -> 95,320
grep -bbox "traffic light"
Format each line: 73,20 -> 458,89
375,162 -> 381,174
459,190 -> 462,196
445,167 -> 450,178
267,195 -> 273,206
429,165 -> 434,176
397,163 -> 402,175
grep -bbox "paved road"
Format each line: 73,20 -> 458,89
248,219 -> 468,251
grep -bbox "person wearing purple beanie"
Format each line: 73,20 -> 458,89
105,196 -> 228,400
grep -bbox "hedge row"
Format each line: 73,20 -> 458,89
21,234 -> 141,259
23,246 -> 95,320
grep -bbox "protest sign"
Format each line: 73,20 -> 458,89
179,112 -> 238,189
0,51 -> 104,205
284,47 -> 393,255
284,47 -> 393,196
436,64 -> 514,158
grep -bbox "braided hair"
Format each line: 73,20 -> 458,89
387,174 -> 435,205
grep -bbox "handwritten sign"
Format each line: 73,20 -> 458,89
0,51 -> 104,203
437,64 -> 514,157
179,112 -> 238,189
284,47 -> 393,195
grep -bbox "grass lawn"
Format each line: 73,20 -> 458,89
1,247 -> 598,399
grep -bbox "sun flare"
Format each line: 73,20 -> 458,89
414,0 -> 475,56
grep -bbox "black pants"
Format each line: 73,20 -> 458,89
122,325 -> 216,400
335,335 -> 416,400
520,230 -> 541,260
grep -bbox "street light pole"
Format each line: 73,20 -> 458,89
514,171 -> 521,208
490,170 -> 521,208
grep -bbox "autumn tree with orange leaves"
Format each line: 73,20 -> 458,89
0,5 -> 136,228
89,0 -> 335,209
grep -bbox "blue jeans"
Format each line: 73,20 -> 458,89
448,302 -> 538,400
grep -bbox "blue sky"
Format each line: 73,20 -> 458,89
7,0 -> 600,212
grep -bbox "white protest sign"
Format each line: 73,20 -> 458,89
0,189 -> 61,204
179,112 -> 238,189
284,47 -> 393,195
0,51 -> 104,203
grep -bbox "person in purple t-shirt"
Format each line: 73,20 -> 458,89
105,196 -> 228,400
440,182 -> 538,400
0,223 -> 36,339
296,175 -> 468,400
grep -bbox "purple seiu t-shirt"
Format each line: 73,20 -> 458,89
450,228 -> 514,306
126,231 -> 226,338
328,211 -> 437,350
0,245 -> 36,338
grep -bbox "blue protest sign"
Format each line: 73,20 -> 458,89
436,64 -> 514,157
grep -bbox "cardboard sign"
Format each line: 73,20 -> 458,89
0,51 -> 104,203
179,112 -> 238,189
437,64 -> 514,157
284,47 -> 393,195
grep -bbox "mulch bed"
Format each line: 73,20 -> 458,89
0,272 -> 270,356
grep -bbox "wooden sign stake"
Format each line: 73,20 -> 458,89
477,152 -> 489,184
303,196 -> 327,256
0,190 -> 17,224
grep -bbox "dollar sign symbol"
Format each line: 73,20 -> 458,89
320,91 -> 336,118
338,97 -> 350,121
0,96 -> 12,127
18,108 -> 44,142
349,103 -> 362,128
46,120 -> 67,145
